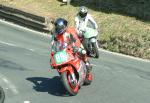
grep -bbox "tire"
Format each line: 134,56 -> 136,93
61,71 -> 79,96
92,42 -> 99,58
0,86 -> 5,103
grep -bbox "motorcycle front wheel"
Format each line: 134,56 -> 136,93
61,70 -> 79,96
0,86 -> 5,103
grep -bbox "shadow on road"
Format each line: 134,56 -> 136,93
26,76 -> 69,96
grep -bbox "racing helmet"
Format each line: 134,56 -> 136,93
79,6 -> 88,18
54,18 -> 68,34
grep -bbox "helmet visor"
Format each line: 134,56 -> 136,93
55,24 -> 65,34
79,12 -> 87,18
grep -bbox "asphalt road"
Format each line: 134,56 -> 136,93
0,20 -> 150,103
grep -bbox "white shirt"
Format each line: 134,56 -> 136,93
75,14 -> 98,33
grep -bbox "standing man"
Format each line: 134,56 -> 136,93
62,0 -> 71,5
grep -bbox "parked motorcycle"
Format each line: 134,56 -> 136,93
79,27 -> 99,58
50,41 -> 92,96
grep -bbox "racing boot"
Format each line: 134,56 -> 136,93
79,48 -> 93,84
85,61 -> 92,81
84,57 -> 92,85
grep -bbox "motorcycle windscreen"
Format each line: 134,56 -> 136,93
54,50 -> 67,65
84,27 -> 98,38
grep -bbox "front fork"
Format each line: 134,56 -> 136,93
89,37 -> 97,51
58,66 -> 77,83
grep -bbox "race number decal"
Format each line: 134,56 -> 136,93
54,50 -> 67,64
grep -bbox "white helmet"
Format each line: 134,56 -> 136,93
79,6 -> 88,18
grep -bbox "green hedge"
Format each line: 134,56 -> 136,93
99,33 -> 150,59
87,0 -> 150,21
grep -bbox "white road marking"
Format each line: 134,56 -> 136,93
0,73 -> 19,95
29,49 -> 34,51
0,40 -> 35,52
0,41 -> 16,47
24,101 -> 31,103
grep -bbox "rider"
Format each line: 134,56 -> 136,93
51,18 -> 92,81
75,6 -> 98,37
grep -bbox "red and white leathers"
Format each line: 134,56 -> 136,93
56,27 -> 81,48
52,27 -> 87,60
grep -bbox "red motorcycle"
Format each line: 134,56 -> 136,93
50,41 -> 92,96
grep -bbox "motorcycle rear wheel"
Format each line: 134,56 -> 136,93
61,71 -> 79,96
